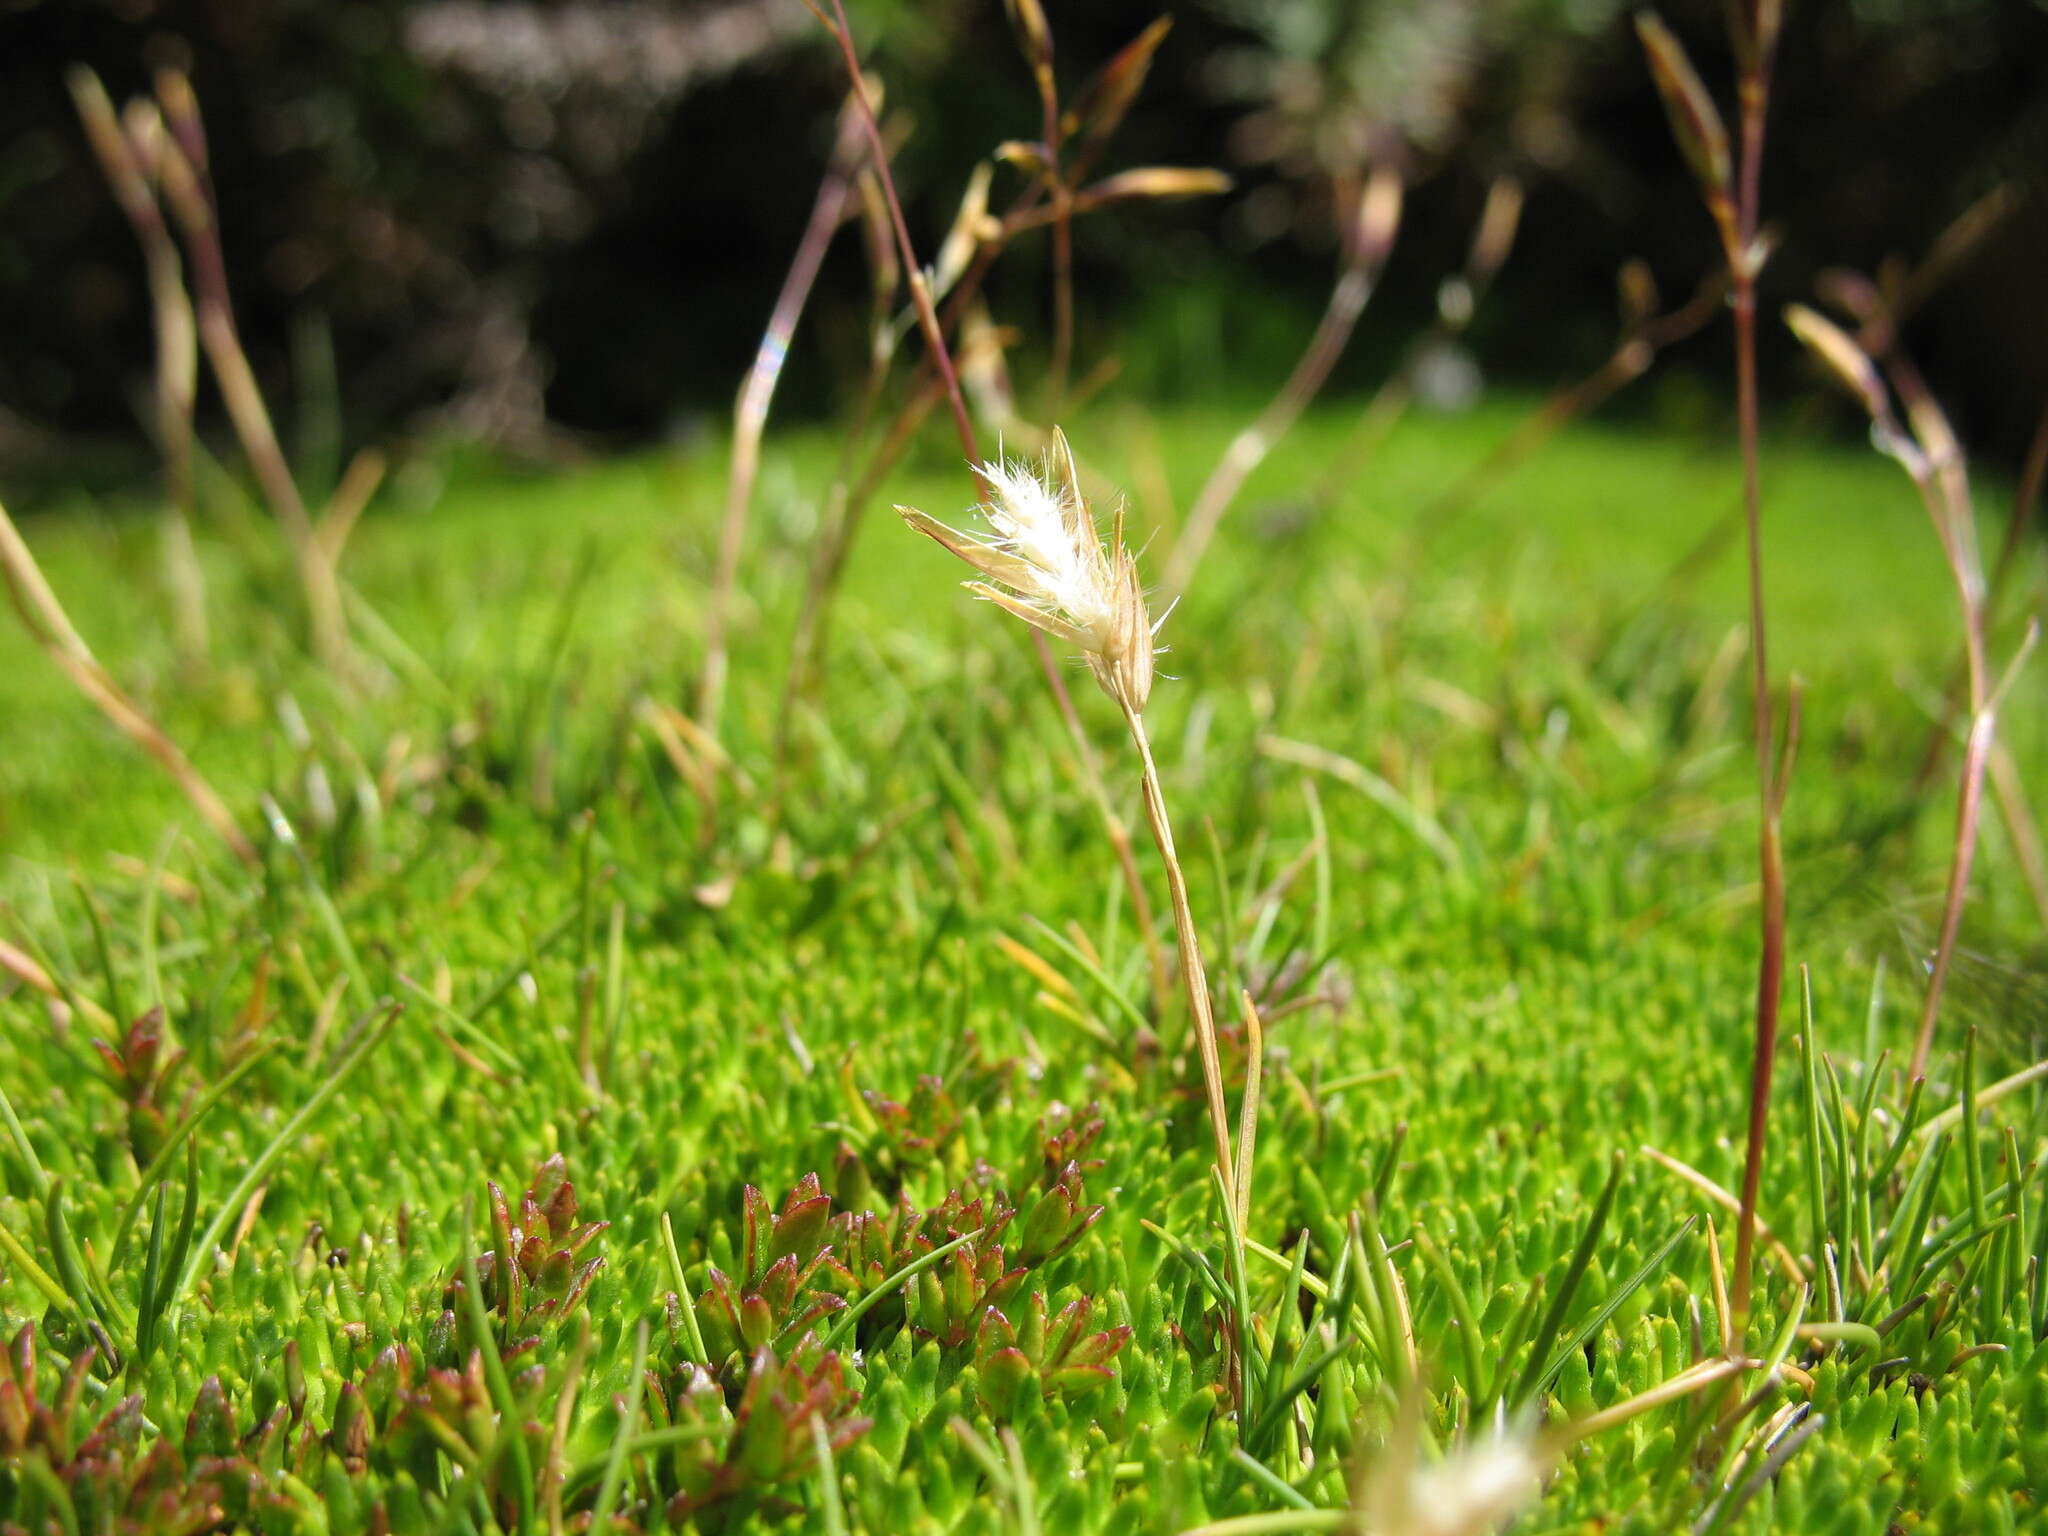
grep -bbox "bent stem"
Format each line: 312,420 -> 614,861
0,498 -> 256,866
67,71 -> 208,661
698,98 -> 866,735
1412,267 -> 1724,541
1882,355 -> 1999,1081
1913,707 -> 1992,1078
1118,689 -> 1235,1215
1167,167 -> 1402,596
153,74 -> 347,672
1312,175 -> 1523,508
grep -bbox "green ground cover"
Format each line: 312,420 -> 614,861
2,396 -> 2045,1532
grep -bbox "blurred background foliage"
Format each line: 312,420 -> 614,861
1,0 -> 2043,497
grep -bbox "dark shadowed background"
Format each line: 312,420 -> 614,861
2,0 -> 2044,499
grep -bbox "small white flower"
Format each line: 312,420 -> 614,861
898,427 -> 1156,711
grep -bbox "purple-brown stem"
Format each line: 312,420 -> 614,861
1898,446 -> 1992,1080
153,76 -> 346,671
822,0 -> 979,465
1913,709 -> 1993,1080
1727,34 -> 1784,1342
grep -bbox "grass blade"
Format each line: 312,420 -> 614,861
174,1001 -> 401,1302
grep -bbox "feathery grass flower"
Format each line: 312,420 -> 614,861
898,428 -> 1156,711
898,426 -> 1239,1221
1362,1418 -> 1548,1536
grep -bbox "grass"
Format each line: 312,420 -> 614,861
1,393 -> 2046,1532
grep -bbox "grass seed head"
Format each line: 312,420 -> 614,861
899,426 -> 1156,710
1364,1419 -> 1548,1536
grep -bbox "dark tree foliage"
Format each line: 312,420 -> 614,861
0,0 -> 2041,481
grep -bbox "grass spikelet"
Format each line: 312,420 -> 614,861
900,427 -> 1237,1214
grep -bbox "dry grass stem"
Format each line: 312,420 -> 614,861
1233,990 -> 1264,1232
698,93 -> 871,734
67,69 -> 209,659
0,498 -> 256,866
1167,164 -> 1403,595
150,70 -> 349,672
1783,300 -> 2025,1078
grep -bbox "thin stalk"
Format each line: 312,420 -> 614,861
819,0 -> 976,459
1049,191 -> 1075,414
588,1321 -> 650,1536
153,73 -> 346,671
780,371 -> 941,719
1988,745 -> 2048,930
1909,380 -> 2042,795
1415,269 -> 1724,536
1726,21 -> 1784,1344
1312,176 -> 1523,508
67,74 -> 207,659
1892,398 -> 1994,1081
1234,990 -> 1265,1232
698,99 -> 865,733
1167,168 -> 1402,595
1910,699 -> 1991,1079
0,499 -> 255,865
1120,692 -> 1235,1212
1792,284 -> 2025,1053
809,0 -> 1173,1017
1033,29 -> 1075,415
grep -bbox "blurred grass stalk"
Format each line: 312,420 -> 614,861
152,69 -> 355,674
0,494 -> 255,866
1635,0 -> 1787,1339
1310,175 -> 1523,508
66,69 -> 208,664
1408,262 -> 1725,539
1782,302 -> 2039,1080
696,91 -> 872,738
1166,164 -> 1403,596
71,65 -> 382,677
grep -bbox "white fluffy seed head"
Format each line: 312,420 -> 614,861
1362,1421 -> 1548,1536
898,427 -> 1156,711
975,455 -> 1119,649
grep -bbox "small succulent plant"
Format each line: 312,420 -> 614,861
973,1291 -> 1134,1417
445,1155 -> 608,1344
0,1327 -> 294,1533
697,1175 -> 850,1373
89,1007 -> 185,1163
654,1346 -> 871,1523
